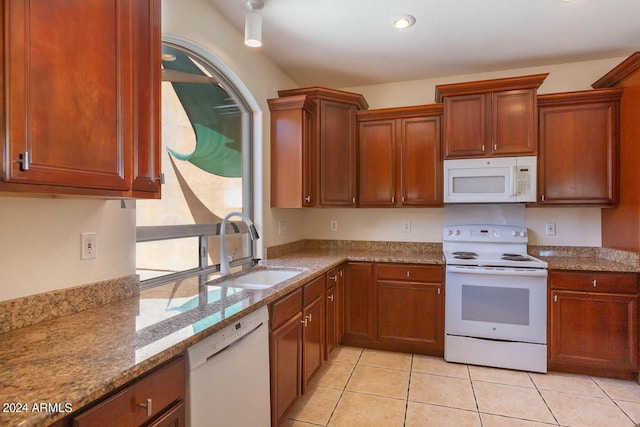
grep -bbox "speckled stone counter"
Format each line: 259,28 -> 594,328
0,245 -> 443,427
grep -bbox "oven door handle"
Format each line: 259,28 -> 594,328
446,266 -> 548,277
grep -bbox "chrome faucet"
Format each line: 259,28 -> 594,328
219,211 -> 260,276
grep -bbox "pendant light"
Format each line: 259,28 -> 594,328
245,0 -> 264,47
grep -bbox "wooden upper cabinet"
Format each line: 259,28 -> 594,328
357,105 -> 442,207
1,0 -> 161,198
436,74 -> 547,159
538,88 -> 622,205
277,87 -> 368,207
268,95 -> 317,207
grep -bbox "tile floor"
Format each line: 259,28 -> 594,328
283,346 -> 640,427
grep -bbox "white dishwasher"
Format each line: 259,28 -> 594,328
186,305 -> 271,427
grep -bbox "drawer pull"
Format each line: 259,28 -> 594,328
328,294 -> 334,301
329,275 -> 337,281
592,279 -> 597,287
138,398 -> 152,417
554,295 -> 557,302
406,271 -> 411,278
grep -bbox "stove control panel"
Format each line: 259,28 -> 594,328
443,225 -> 528,243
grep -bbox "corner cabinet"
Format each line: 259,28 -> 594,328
435,74 -> 547,159
549,271 -> 638,379
537,89 -> 622,206
274,87 -> 368,207
357,105 -> 443,207
1,0 -> 161,199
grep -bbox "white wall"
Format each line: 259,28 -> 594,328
0,197 -> 134,301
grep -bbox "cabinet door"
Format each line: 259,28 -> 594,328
326,285 -> 337,359
303,296 -> 324,390
550,290 -> 638,373
5,0 -> 133,191
148,401 -> 185,427
269,96 -> 316,207
443,94 -> 487,158
400,116 -> 442,206
358,120 -> 396,206
377,281 -> 443,353
270,313 -> 303,426
343,262 -> 374,342
319,100 -> 356,206
131,0 -> 162,198
491,89 -> 536,156
539,100 -> 618,205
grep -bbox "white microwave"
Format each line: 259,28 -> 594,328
443,156 -> 537,203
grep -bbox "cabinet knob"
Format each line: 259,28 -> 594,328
328,294 -> 334,301
138,398 -> 152,417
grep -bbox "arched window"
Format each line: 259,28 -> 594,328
136,40 -> 254,288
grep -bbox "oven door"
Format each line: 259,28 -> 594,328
445,266 -> 547,344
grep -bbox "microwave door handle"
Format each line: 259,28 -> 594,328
510,166 -> 517,197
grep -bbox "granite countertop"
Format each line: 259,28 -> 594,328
0,247 -> 443,426
1,244 -> 637,426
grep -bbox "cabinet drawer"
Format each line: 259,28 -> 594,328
73,357 -> 185,427
304,276 -> 325,305
376,264 -> 442,282
550,271 -> 638,294
271,288 -> 303,330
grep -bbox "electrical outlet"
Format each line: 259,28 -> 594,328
402,220 -> 411,233
545,223 -> 556,235
330,220 -> 338,232
278,222 -> 287,235
81,232 -> 97,259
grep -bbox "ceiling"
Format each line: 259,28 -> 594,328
208,0 -> 640,88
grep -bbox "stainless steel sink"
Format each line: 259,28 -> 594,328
209,268 -> 303,290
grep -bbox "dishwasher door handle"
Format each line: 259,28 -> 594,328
205,322 -> 264,362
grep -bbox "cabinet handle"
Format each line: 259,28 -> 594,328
402,196 -> 406,203
541,195 -> 545,202
339,269 -> 343,277
305,195 -> 311,203
329,275 -> 337,281
592,279 -> 597,287
391,196 -> 395,203
437,288 -> 441,295
554,295 -> 557,302
481,145 -> 485,152
156,173 -> 165,184
301,318 -> 308,327
494,144 -> 497,151
406,270 -> 411,278
328,294 -> 334,301
18,152 -> 30,171
306,313 -> 312,322
138,398 -> 152,417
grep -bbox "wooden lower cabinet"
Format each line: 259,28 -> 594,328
343,262 -> 374,344
72,356 -> 185,427
549,271 -> 639,379
342,262 -> 444,356
270,276 -> 325,425
325,265 -> 345,359
376,264 -> 444,355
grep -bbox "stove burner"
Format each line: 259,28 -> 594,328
501,254 -> 532,262
452,251 -> 478,260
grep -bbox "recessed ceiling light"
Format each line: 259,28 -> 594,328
391,15 -> 416,30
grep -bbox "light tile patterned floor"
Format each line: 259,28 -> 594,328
282,346 -> 640,427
